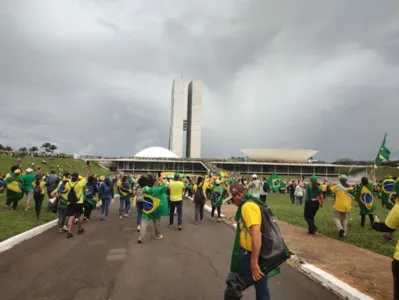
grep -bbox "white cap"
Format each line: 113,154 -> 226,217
252,174 -> 257,178
26,168 -> 33,173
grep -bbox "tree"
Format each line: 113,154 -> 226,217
5,146 -> 12,151
19,147 -> 27,152
29,146 -> 39,153
49,144 -> 58,153
0,144 -> 4,150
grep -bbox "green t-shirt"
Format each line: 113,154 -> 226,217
21,173 -> 36,191
305,184 -> 322,202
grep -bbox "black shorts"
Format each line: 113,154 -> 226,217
66,203 -> 84,217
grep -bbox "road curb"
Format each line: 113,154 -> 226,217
0,219 -> 58,254
189,198 -> 374,300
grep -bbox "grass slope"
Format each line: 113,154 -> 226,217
0,155 -> 114,176
267,194 -> 395,257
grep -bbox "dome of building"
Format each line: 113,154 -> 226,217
134,147 -> 179,159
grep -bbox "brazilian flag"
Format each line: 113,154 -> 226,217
267,173 -> 286,192
142,184 -> 169,220
387,192 -> 397,210
359,186 -> 374,210
382,179 -> 395,194
375,133 -> 391,165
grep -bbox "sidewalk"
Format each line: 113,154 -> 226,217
219,202 -> 392,300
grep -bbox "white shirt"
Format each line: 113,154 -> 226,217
294,185 -> 304,197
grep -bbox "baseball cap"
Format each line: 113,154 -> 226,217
252,174 -> 257,179
309,175 -> 318,182
174,172 -> 180,179
339,174 -> 348,181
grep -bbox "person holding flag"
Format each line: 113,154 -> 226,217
138,174 -> 169,244
355,177 -> 375,228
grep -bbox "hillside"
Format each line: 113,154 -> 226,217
0,155 -> 114,176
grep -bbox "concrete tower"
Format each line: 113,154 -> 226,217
186,80 -> 203,158
169,78 -> 185,157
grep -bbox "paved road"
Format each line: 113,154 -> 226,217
0,200 -> 340,300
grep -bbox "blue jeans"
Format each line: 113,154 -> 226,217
101,199 -> 111,217
136,202 -> 143,225
169,200 -> 183,225
239,250 -> 270,300
119,198 -> 130,216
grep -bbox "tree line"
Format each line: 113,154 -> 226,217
0,142 -> 58,154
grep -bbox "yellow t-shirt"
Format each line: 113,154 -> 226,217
239,202 -> 262,251
32,181 -> 46,195
385,204 -> 399,260
64,179 -> 87,204
331,185 -> 354,212
321,184 -> 327,192
168,181 -> 184,201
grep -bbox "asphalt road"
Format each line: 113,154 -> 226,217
0,200 -> 340,300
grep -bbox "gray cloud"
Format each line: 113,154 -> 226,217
0,0 -> 398,161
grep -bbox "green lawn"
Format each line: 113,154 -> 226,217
0,193 -> 56,242
267,193 -> 395,257
0,155 -> 114,176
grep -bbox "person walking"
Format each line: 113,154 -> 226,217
4,168 -> 24,211
32,174 -> 46,219
193,176 -> 205,224
355,177 -> 375,228
138,174 -> 169,243
168,173 -> 184,230
83,176 -> 98,221
210,179 -> 225,222
304,175 -> 323,234
259,177 -> 268,204
117,176 -> 132,218
294,182 -> 304,205
98,176 -> 114,220
372,178 -> 399,300
134,178 -> 144,231
330,174 -> 355,237
21,168 -> 35,211
45,169 -> 60,212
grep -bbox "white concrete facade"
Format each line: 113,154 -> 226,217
169,78 -> 185,157
186,80 -> 203,158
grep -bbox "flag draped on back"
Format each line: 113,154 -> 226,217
142,184 -> 169,220
267,173 -> 286,192
375,133 -> 391,165
359,185 -> 374,210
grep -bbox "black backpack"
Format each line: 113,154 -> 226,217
195,185 -> 205,203
68,183 -> 80,204
33,181 -> 42,196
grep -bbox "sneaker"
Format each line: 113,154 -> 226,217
62,225 -> 68,231
138,239 -> 142,244
218,218 -> 221,223
78,228 -> 85,235
137,225 -> 141,231
104,217 -> 108,221
200,219 -> 204,223
123,214 -> 130,218
100,216 -> 104,221
178,225 -> 182,231
66,233 -> 73,238
58,228 -> 64,233
155,235 -> 164,240
338,229 -> 345,237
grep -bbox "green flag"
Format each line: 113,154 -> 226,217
375,133 -> 391,165
267,173 -> 286,192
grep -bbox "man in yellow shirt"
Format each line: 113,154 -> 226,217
372,180 -> 399,299
228,182 -> 270,300
330,174 -> 355,237
64,172 -> 88,238
168,173 -> 184,230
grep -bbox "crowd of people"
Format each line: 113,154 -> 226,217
2,162 -> 399,300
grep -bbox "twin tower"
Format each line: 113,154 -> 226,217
169,78 -> 203,158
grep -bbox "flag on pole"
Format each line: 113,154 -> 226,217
375,133 -> 391,166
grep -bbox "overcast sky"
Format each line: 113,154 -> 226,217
1,0 -> 398,161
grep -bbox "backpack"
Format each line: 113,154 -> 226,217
33,181 -> 42,196
263,182 -> 270,193
135,187 -> 144,203
195,185 -> 205,203
67,183 -> 80,204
